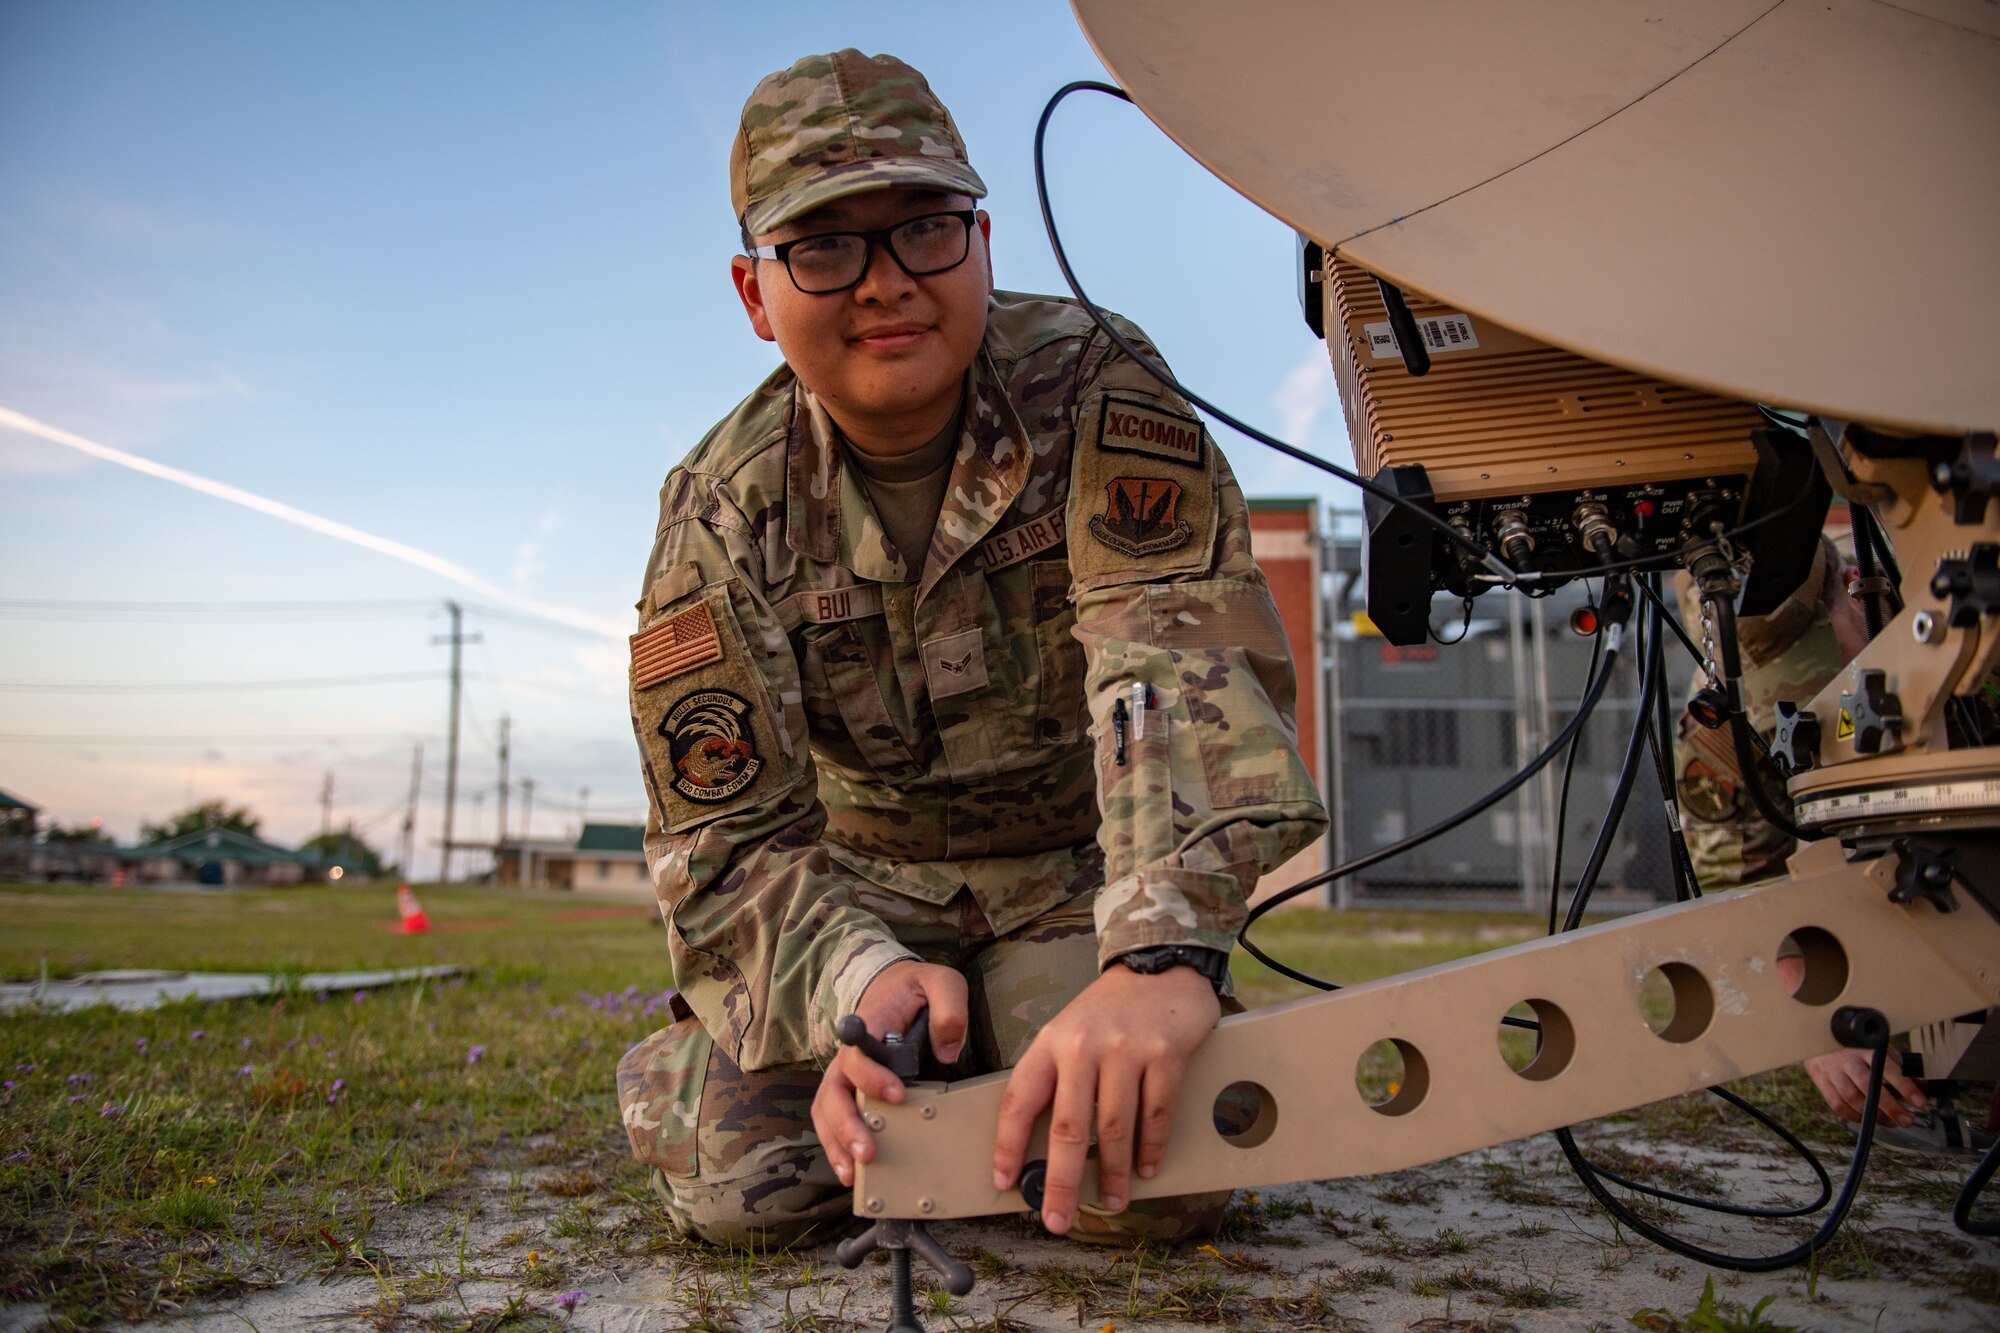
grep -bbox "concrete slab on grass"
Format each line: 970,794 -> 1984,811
0,964 -> 466,1012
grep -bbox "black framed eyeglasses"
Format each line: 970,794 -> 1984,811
749,209 -> 976,295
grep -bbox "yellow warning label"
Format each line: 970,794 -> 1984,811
1837,710 -> 1855,741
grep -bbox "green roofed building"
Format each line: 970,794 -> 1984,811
492,822 -> 649,898
0,788 -> 37,840
571,823 -> 649,897
127,825 -> 311,887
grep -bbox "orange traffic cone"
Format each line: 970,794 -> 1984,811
396,883 -> 430,934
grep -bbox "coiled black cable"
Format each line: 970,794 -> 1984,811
1555,1042 -> 1889,1271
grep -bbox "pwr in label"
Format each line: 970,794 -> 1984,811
1364,313 -> 1481,360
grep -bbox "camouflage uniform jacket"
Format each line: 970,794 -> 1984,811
630,291 -> 1326,1074
1672,540 -> 1844,888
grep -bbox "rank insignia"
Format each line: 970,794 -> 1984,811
1089,476 -> 1194,557
659,689 -> 763,804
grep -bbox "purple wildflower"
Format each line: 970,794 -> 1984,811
466,1045 -> 486,1065
327,1078 -> 346,1104
6,1151 -> 27,1162
315,990 -> 330,1002
310,1035 -> 327,1045
134,1038 -> 148,1051
284,1039 -> 298,1050
557,1290 -> 586,1314
2,1081 -> 13,1091
65,1073 -> 90,1086
239,1065 -> 254,1077
14,1063 -> 33,1074
190,1030 -> 206,1042
239,1036 -> 253,1050
99,1104 -> 122,1118
352,989 -> 368,1003
66,1095 -> 85,1105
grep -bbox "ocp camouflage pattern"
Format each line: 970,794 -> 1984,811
625,292 -> 1325,1080
732,49 -> 987,234
1672,541 -> 1844,887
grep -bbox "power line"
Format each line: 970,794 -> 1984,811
0,598 -> 437,621
461,603 -> 625,641
0,671 -> 442,694
0,732 -> 439,746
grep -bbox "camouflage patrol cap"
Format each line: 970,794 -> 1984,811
731,50 -> 988,236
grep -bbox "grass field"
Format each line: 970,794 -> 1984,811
0,880 -> 1988,1332
0,880 -> 1553,1329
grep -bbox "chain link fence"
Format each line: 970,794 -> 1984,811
1323,576 -> 1682,911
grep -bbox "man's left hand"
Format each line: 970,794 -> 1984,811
990,964 -> 1220,1235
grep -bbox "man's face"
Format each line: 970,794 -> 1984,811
731,186 -> 992,454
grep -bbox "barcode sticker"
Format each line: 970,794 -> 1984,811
1363,313 -> 1481,360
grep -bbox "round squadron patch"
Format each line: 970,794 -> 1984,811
1677,755 -> 1743,823
1089,476 -> 1194,557
658,689 -> 763,804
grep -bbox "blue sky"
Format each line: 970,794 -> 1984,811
0,2 -> 1355,872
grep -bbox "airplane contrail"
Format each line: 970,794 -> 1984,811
0,404 -> 626,639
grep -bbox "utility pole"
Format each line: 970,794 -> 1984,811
521,777 -> 537,887
578,785 -> 590,837
320,770 -> 334,836
432,601 -> 480,882
497,716 -> 511,848
399,743 -> 423,880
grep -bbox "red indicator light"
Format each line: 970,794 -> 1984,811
1569,606 -> 1601,636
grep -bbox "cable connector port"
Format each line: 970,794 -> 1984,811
1493,509 -> 1535,568
1572,503 -> 1618,557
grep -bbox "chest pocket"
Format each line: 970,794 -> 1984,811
919,559 -> 1083,782
798,617 -> 927,784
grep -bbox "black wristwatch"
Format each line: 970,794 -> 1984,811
1111,944 -> 1230,995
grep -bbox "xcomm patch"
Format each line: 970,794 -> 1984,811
1097,395 -> 1205,469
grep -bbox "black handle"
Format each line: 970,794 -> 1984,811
837,1008 -> 933,1082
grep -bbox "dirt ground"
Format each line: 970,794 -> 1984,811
51,1128 -> 1997,1333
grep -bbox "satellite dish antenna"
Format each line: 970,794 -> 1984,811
1071,0 -> 2000,433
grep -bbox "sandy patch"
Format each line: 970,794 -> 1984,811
122,1130 -> 1999,1332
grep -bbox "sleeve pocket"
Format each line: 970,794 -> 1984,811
630,585 -> 793,833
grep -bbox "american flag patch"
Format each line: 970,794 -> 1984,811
631,601 -> 723,690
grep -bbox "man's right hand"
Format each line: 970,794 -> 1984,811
812,960 -> 968,1188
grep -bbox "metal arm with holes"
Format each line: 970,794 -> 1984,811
851,420 -> 2000,1230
